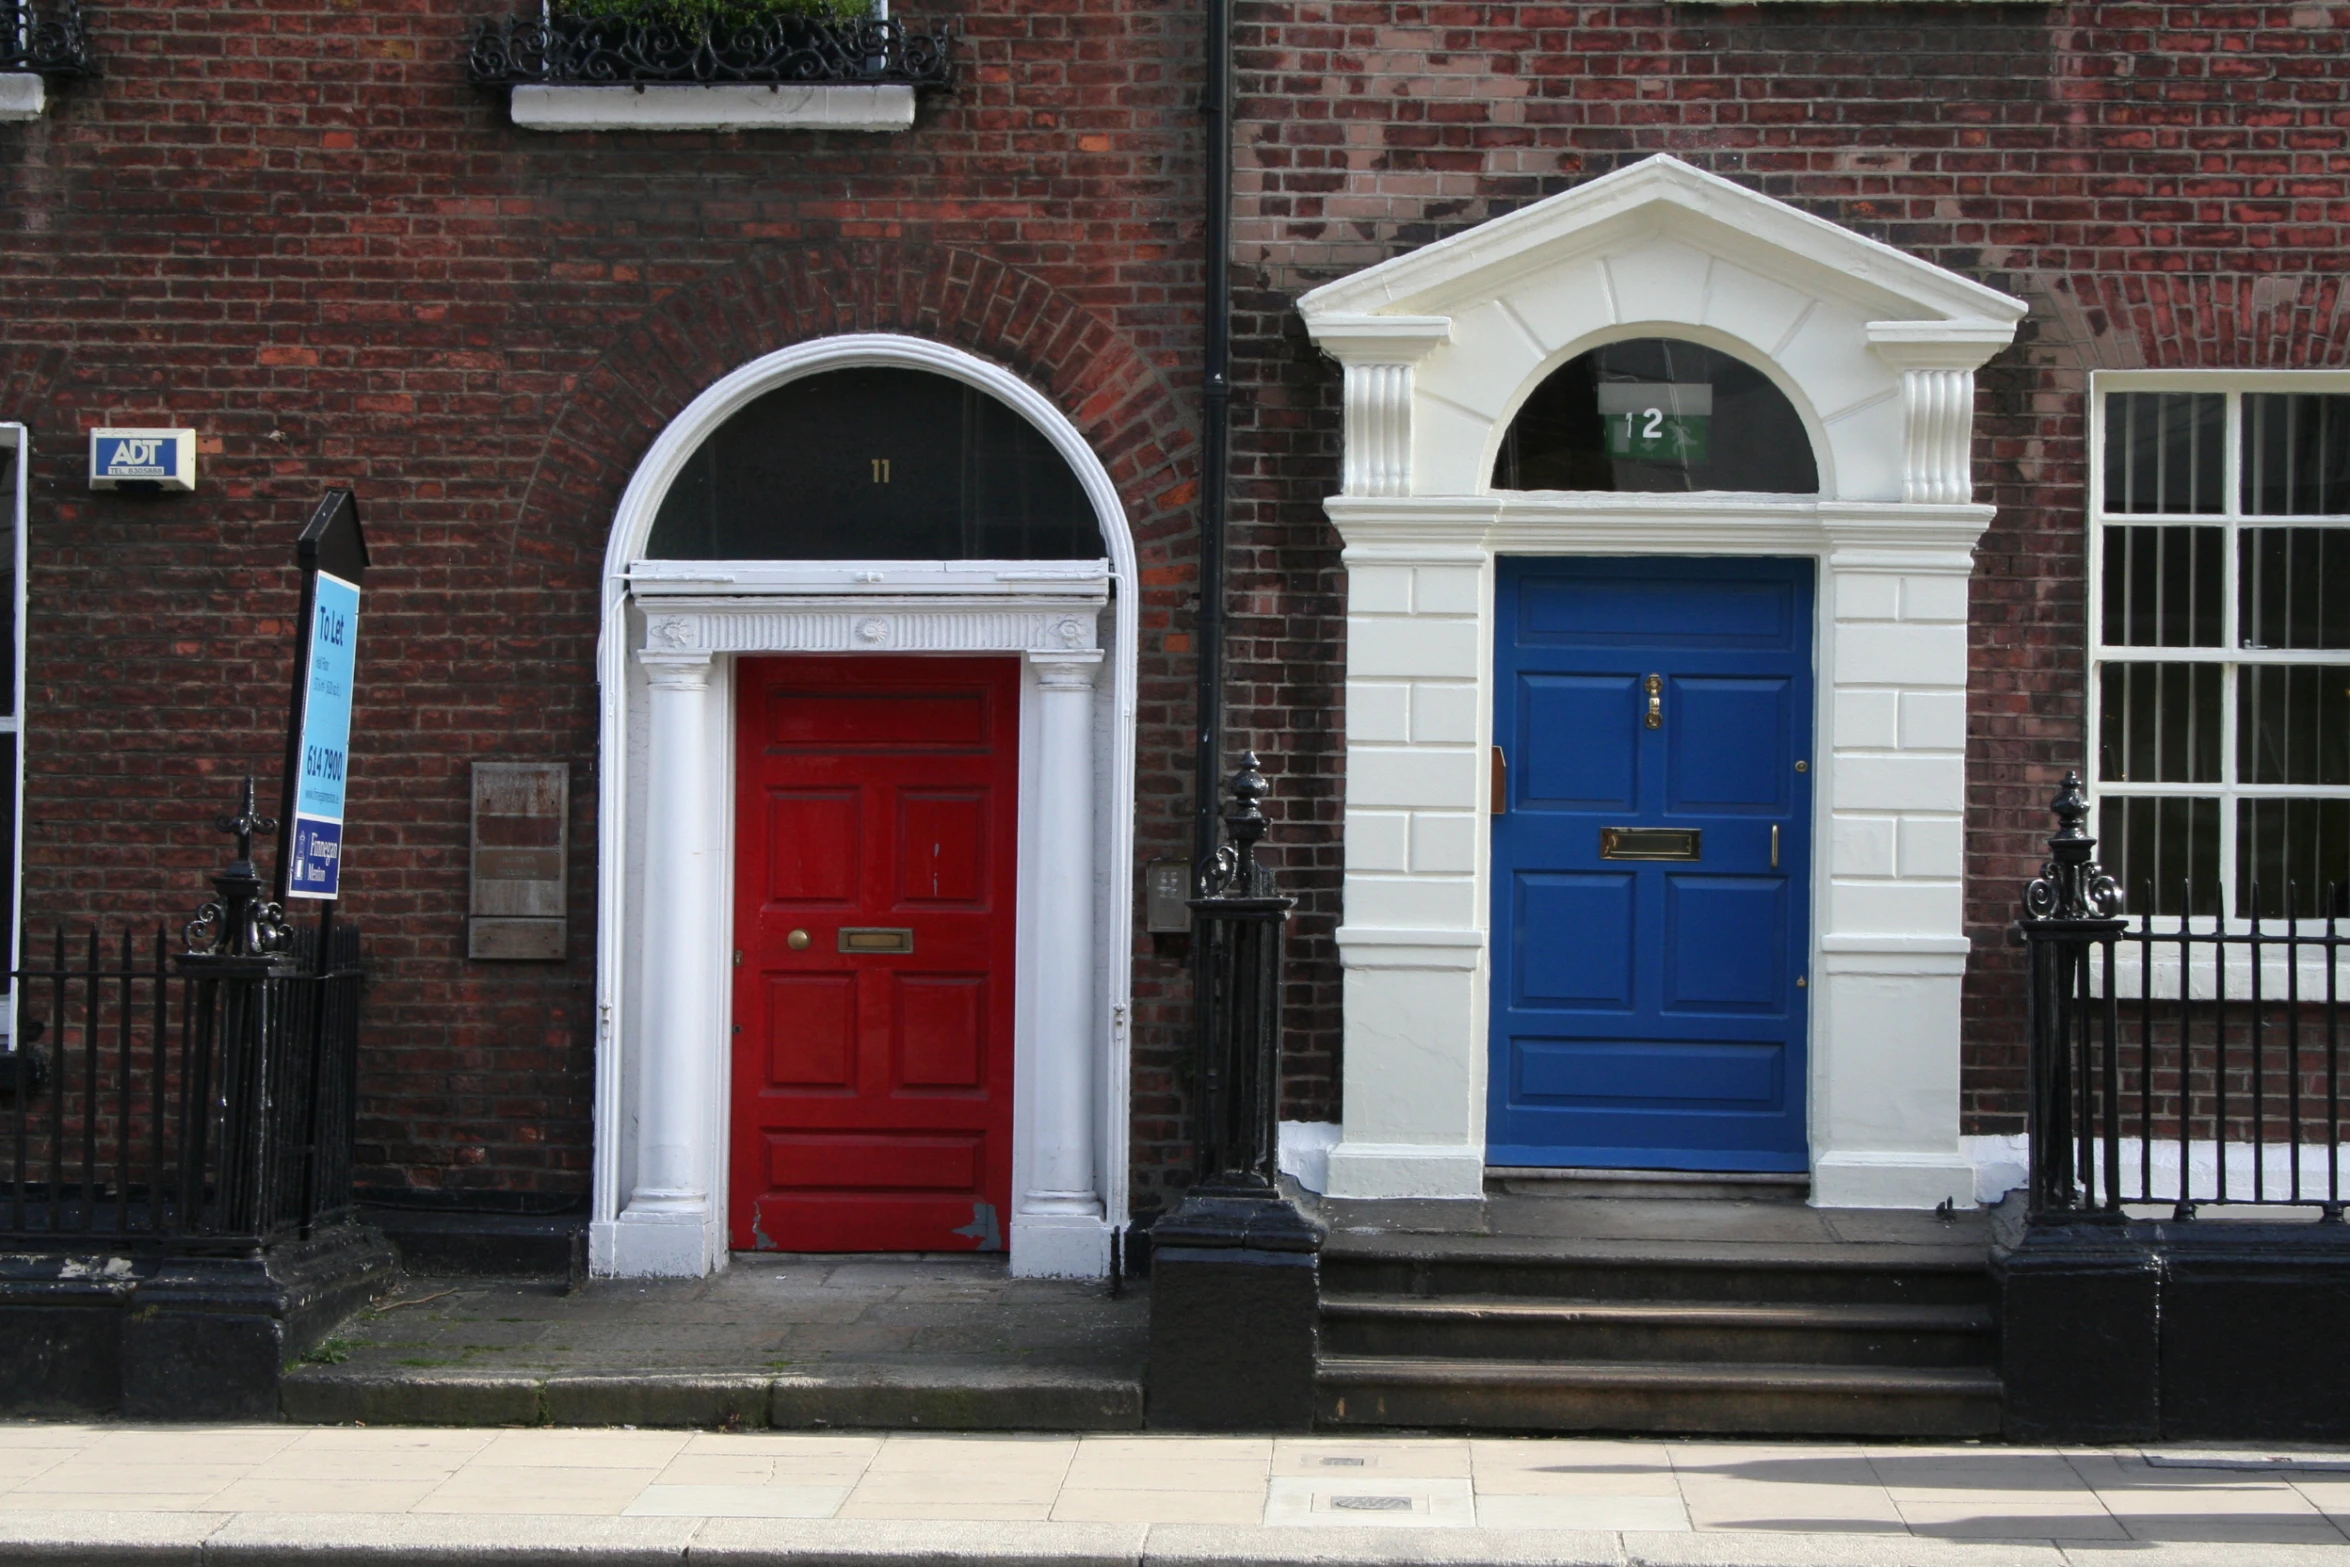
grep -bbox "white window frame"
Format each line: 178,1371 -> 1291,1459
2087,370 -> 2350,933
0,425 -> 24,1043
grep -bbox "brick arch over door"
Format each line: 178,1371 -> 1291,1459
503,243 -> 1200,587
506,248 -> 1213,1272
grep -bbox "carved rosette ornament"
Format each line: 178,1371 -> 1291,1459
2022,770 -> 2124,924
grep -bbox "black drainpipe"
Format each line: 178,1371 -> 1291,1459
1192,0 -> 1232,875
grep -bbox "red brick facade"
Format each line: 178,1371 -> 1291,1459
4,0 -> 2345,1215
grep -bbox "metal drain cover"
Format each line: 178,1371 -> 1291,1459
1331,1495 -> 1415,1512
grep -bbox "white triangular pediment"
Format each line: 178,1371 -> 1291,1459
1298,156 -> 2026,504
1301,154 -> 2022,328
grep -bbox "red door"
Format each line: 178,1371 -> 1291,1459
730,655 -> 1020,1253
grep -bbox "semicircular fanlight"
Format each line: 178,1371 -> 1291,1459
1493,337 -> 1818,495
647,367 -> 1107,562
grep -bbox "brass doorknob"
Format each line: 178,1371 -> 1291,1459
787,929 -> 810,950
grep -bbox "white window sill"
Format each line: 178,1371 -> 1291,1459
509,82 -> 914,133
0,74 -> 46,122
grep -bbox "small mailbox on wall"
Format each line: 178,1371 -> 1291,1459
470,763 -> 568,960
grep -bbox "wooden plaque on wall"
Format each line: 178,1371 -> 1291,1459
470,762 -> 568,960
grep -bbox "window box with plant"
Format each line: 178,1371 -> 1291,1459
467,0 -> 952,133
2,0 -> 93,123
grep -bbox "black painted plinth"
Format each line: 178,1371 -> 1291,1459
2151,1219 -> 2350,1444
1146,1191 -> 1323,1432
1997,1208 -> 2350,1443
1993,1219 -> 2159,1444
0,1220 -> 396,1420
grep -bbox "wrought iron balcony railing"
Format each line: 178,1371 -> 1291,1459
467,9 -> 953,90
4,0 -> 92,78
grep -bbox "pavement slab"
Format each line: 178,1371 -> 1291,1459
0,1427 -> 2335,1561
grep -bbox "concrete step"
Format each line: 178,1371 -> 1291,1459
281,1363 -> 1144,1431
1485,1167 -> 1812,1202
1321,1243 -> 1994,1308
1320,1294 -> 1996,1368
1317,1354 -> 2003,1437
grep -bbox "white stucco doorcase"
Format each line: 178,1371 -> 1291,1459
1298,156 -> 2026,1210
587,335 -> 1140,1279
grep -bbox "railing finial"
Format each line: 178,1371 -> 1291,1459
185,776 -> 293,958
2023,769 -> 2123,923
1201,751 -> 1275,898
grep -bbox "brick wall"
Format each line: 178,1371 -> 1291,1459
0,0 -> 1214,1213
1221,1 -> 2350,1136
6,0 -> 2348,1218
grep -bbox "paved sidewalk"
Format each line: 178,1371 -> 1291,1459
1,1425 -> 2348,1564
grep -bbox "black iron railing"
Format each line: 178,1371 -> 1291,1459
1186,753 -> 1295,1197
2019,771 -> 2348,1222
467,10 -> 953,89
3,0 -> 90,77
0,785 -> 363,1251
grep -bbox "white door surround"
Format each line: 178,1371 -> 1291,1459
588,334 -> 1140,1279
1298,156 -> 2027,1210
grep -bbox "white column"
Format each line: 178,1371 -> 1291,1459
1325,548 -> 1491,1201
1022,652 -> 1104,1228
616,649 -> 717,1276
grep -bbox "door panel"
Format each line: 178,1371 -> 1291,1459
1667,678 -> 1792,810
1521,675 -> 1641,807
1513,873 -> 1636,1009
1490,557 -> 1814,1171
731,655 -> 1019,1252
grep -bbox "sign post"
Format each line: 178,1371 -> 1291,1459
277,489 -> 369,907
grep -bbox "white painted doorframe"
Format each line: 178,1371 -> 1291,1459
587,336 -> 1141,1278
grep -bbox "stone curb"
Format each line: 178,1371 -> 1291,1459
279,1368 -> 1144,1432
0,1514 -> 2334,1566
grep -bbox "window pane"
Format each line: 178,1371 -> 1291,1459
644,367 -> 1106,562
1491,338 -> 1818,495
2100,795 -> 2222,917
2236,798 -> 2350,919
2099,662 -> 2221,782
2240,527 -> 2350,650
2239,664 -> 2350,786
2243,393 -> 2350,516
2104,392 -> 2224,515
2101,525 -> 2222,647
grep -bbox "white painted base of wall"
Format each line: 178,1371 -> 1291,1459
1010,1217 -> 1112,1279
1810,1150 -> 1977,1211
1959,1136 -> 2029,1205
1278,1121 -> 1341,1194
594,1210 -> 715,1278
1961,1131 -> 2350,1209
1323,1142 -> 1487,1200
0,74 -> 45,121
510,83 -> 915,133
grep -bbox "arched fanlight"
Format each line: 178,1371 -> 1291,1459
647,366 -> 1108,561
1493,337 -> 1819,496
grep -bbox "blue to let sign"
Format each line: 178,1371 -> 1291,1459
287,571 -> 361,900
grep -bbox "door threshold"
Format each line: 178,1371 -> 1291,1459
1486,1166 -> 1812,1202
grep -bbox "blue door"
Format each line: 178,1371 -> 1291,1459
1489,557 -> 1815,1171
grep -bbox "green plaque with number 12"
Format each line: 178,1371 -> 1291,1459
1597,382 -> 1713,463
1607,408 -> 1709,461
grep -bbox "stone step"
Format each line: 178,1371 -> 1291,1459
281,1363 -> 1144,1431
1321,1242 -> 1993,1308
1316,1354 -> 2003,1438
1320,1294 -> 1996,1368
1484,1167 -> 1812,1203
